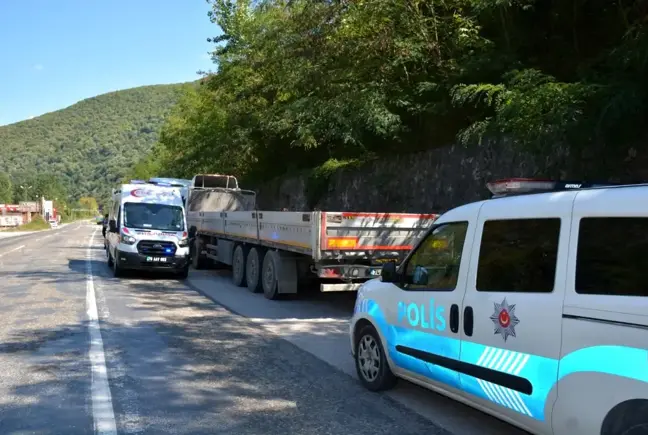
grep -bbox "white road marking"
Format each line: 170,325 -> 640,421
0,245 -> 25,257
86,229 -> 118,435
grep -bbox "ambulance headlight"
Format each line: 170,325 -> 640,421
120,235 -> 136,245
178,238 -> 189,247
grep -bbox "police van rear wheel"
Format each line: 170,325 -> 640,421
354,325 -> 396,392
602,401 -> 648,435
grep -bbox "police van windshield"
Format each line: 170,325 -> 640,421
123,203 -> 185,231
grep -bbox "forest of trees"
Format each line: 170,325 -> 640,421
132,0 -> 648,185
4,0 -> 646,209
0,83 -> 190,206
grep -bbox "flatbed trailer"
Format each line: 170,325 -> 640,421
186,174 -> 437,299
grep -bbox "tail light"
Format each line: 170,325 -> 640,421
326,237 -> 358,249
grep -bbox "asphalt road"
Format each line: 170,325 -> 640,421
0,222 -> 451,435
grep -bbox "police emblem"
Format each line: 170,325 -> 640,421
490,298 -> 519,342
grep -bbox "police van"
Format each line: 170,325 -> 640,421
106,181 -> 190,278
350,179 -> 648,435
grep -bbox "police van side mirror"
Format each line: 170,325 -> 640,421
381,261 -> 398,283
109,219 -> 118,233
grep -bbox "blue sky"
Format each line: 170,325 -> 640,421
0,0 -> 219,126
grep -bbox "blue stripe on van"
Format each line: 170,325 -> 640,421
359,299 -> 647,422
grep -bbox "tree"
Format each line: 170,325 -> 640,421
167,0 -> 648,181
78,196 -> 99,212
32,173 -> 68,201
0,172 -> 13,203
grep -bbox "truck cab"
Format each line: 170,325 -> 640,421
105,183 -> 190,278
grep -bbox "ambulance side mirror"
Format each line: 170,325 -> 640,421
109,219 -> 118,233
381,261 -> 398,283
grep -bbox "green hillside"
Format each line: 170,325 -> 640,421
0,82 -> 192,204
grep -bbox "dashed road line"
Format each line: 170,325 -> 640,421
0,244 -> 25,257
86,229 -> 117,435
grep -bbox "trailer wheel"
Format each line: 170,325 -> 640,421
245,247 -> 264,293
232,245 -> 247,287
262,251 -> 280,300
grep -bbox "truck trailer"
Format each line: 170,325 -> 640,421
186,174 -> 437,299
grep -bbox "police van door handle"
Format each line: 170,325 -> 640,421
450,304 -> 459,333
463,306 -> 474,337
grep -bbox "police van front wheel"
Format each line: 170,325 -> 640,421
354,325 -> 397,392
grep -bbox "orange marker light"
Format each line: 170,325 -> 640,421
326,237 -> 358,249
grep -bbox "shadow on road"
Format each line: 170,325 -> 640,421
187,269 -> 357,328
0,241 -> 518,435
0,269 -> 447,435
0,259 -> 184,285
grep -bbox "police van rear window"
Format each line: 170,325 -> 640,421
476,218 -> 560,293
576,217 -> 648,297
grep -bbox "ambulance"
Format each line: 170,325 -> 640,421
350,179 -> 648,435
105,182 -> 190,278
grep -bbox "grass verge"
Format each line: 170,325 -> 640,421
6,215 -> 51,232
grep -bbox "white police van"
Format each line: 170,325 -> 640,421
106,181 -> 190,278
350,179 -> 648,435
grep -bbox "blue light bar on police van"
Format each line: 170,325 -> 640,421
487,178 -> 616,197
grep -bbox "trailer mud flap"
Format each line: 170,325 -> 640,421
276,250 -> 298,294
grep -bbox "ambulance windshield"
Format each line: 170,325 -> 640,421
123,203 -> 185,231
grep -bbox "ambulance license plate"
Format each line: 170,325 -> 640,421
146,256 -> 167,262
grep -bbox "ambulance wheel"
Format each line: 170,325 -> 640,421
245,247 -> 264,293
112,254 -> 123,278
177,265 -> 189,280
261,251 -> 280,300
354,324 -> 397,392
231,245 -> 247,287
